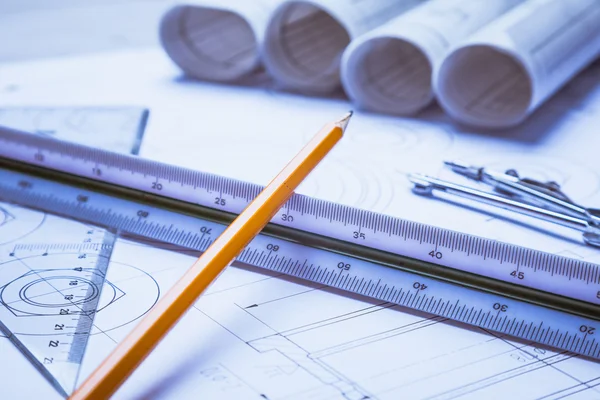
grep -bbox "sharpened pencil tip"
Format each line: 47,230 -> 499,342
337,111 -> 353,132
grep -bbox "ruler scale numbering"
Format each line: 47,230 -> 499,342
0,237 -> 116,397
0,126 -> 598,361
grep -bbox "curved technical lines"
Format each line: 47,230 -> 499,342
298,157 -> 351,205
298,152 -> 402,215
90,261 -> 160,334
0,251 -> 100,314
19,276 -> 99,309
0,250 -> 111,338
323,117 -> 454,163
1,270 -> 102,316
376,166 -> 401,215
295,171 -> 321,202
0,206 -> 15,227
336,158 -> 371,208
0,204 -> 46,246
0,255 -> 159,336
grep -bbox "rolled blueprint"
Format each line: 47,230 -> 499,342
435,0 -> 600,128
262,0 -> 423,94
159,0 -> 283,82
341,0 -> 523,116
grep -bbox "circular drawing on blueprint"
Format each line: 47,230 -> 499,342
296,118 -> 454,212
0,255 -> 159,336
0,204 -> 45,245
302,116 -> 454,168
90,261 -> 160,334
0,252 -> 110,336
440,153 -> 600,203
295,155 -> 400,213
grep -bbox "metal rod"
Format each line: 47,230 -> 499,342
409,173 -> 591,233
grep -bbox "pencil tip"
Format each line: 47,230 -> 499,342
337,110 -> 353,132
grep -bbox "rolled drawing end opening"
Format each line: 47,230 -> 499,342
436,45 -> 533,129
342,36 -> 433,116
262,1 -> 350,94
159,5 -> 260,82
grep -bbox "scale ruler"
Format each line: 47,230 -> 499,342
0,126 -> 599,361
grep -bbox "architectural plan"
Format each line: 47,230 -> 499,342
0,46 -> 599,399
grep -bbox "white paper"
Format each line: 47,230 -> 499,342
160,0 -> 284,82
262,0 -> 424,94
341,0 -> 524,116
0,49 -> 600,399
0,106 -> 147,154
435,0 -> 600,128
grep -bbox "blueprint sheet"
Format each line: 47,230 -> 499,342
0,50 -> 599,399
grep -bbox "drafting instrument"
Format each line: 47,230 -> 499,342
0,106 -> 149,397
0,239 -> 115,398
0,121 -> 598,395
445,160 -> 600,224
0,106 -> 148,154
69,112 -> 351,399
409,161 -> 600,247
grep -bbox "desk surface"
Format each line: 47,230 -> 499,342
0,49 -> 599,399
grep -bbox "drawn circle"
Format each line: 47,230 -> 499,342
302,115 -> 455,171
0,255 -> 159,336
20,276 -> 99,308
90,261 -> 160,334
0,252 -> 110,336
0,204 -> 46,245
1,269 -> 103,317
295,117 -> 449,210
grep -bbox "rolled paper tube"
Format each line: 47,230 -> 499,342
159,0 -> 284,82
435,0 -> 600,129
262,0 -> 423,94
341,0 -> 524,116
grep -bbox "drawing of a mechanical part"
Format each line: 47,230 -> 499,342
0,251 -> 110,335
0,204 -> 46,246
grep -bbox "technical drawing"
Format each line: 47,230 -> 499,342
90,261 -> 160,334
2,50 -> 600,400
1,268 -> 104,317
195,268 -> 600,400
0,204 -> 45,246
0,256 -> 159,337
249,334 -> 371,400
0,206 -> 15,227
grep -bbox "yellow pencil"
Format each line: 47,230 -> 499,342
69,111 -> 352,400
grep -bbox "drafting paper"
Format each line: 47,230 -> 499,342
160,0 -> 284,82
0,49 -> 600,399
262,0 -> 424,94
435,0 -> 600,128
341,0 -> 524,116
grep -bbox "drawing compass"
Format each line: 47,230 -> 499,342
409,161 -> 600,247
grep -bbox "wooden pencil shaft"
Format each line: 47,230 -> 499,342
69,116 -> 347,399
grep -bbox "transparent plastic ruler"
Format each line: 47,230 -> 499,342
0,125 -> 598,371
0,108 -> 147,397
0,235 -> 115,397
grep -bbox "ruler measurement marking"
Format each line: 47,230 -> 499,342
1,130 -> 600,361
